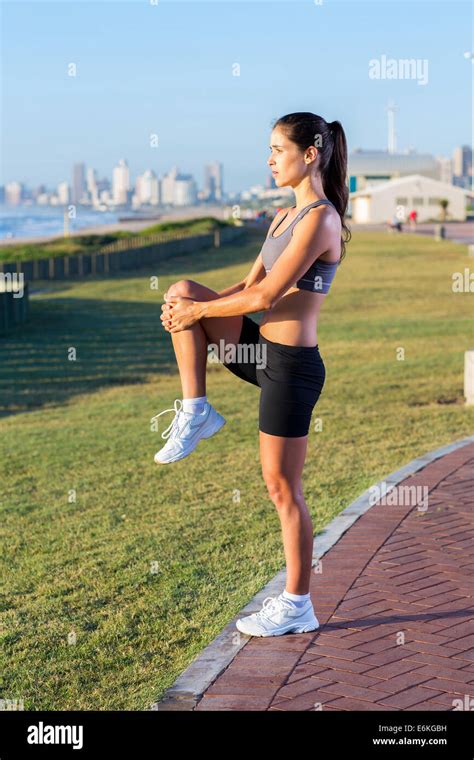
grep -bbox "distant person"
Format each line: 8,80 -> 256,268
391,213 -> 403,232
408,209 -> 418,230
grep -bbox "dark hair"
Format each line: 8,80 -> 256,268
272,112 -> 351,261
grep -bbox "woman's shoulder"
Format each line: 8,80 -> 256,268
305,201 -> 341,230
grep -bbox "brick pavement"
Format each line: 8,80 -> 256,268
195,441 -> 474,711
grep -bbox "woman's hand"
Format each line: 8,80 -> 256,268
161,295 -> 201,333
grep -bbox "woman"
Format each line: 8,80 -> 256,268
155,112 -> 351,637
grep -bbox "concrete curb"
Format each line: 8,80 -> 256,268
150,435 -> 474,711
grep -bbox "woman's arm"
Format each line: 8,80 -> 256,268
202,252 -> 268,316
195,283 -> 269,319
162,281 -> 269,331
216,250 -> 267,298
216,280 -> 247,298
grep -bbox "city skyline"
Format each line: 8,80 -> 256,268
3,138 -> 471,212
2,0 -> 472,190
2,157 -> 226,208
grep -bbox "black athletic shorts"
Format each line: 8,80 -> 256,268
219,314 -> 326,437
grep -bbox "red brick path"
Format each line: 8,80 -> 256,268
196,442 -> 474,711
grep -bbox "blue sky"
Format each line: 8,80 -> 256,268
1,0 -> 472,193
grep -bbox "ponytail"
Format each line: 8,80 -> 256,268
323,120 -> 351,261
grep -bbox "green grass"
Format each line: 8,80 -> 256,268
0,228 -> 473,710
0,216 -> 233,263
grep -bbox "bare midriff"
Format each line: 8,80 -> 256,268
258,204 -> 341,347
258,287 -> 326,348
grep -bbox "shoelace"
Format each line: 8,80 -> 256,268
257,595 -> 292,622
151,398 -> 193,440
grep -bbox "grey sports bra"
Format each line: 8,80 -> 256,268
260,199 -> 341,294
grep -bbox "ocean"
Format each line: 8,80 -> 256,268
0,205 -> 121,241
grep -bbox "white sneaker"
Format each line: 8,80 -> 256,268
235,594 -> 320,637
152,398 -> 226,464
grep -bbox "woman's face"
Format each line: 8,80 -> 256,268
267,127 -> 314,187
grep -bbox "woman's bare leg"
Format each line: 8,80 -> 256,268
259,432 -> 313,594
163,279 -> 243,398
169,320 -> 208,398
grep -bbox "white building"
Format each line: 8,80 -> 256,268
160,166 -> 197,206
350,174 -> 470,224
436,156 -> 453,185
112,159 -> 130,205
135,169 -> 159,206
174,174 -> 198,206
5,181 -> 23,205
57,181 -> 70,205
36,193 -> 51,206
348,150 -> 440,194
160,166 -> 179,205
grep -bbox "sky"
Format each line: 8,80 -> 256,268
1,0 -> 472,194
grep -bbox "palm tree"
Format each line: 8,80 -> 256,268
438,199 -> 449,222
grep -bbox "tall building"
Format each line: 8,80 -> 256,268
5,181 -> 23,205
72,163 -> 86,205
453,145 -> 472,177
57,181 -> 70,205
160,166 -> 179,205
174,174 -> 198,205
203,162 -> 223,201
159,166 -> 198,206
135,169 -> 159,206
112,159 -> 130,206
436,156 -> 453,185
453,145 -> 472,189
86,168 -> 99,206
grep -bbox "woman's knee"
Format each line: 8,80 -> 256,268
263,473 -> 303,507
166,279 -> 196,299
